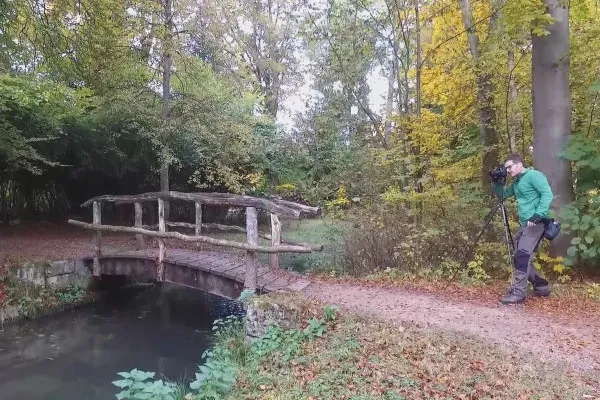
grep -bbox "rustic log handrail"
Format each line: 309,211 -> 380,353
67,221 -> 316,253
81,191 -> 320,220
141,221 -> 323,251
68,191 -> 323,290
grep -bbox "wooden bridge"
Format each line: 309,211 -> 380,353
68,191 -> 322,299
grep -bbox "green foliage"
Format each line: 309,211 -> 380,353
112,302 -> 337,400
322,305 -> 339,322
0,74 -> 81,174
259,218 -> 347,274
237,289 -> 256,305
252,318 -> 328,361
56,285 -> 87,304
0,276 -> 89,319
558,135 -> 600,265
189,349 -> 237,399
211,315 -> 250,366
112,369 -> 179,400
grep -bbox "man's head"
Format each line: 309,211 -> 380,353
504,154 -> 526,177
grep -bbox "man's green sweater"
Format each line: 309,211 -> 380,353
493,168 -> 553,226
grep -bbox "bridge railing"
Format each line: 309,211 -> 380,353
67,191 -> 322,290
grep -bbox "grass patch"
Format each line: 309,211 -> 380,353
266,218 -> 348,273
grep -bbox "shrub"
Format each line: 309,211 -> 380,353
343,202 -> 510,283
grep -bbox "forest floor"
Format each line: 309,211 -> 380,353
2,222 -> 600,381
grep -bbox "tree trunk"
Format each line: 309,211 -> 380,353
458,0 -> 500,192
161,0 -> 173,220
383,44 -> 398,147
507,49 -> 521,153
415,3 -> 422,116
532,0 -> 573,256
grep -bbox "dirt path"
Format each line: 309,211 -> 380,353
302,281 -> 600,372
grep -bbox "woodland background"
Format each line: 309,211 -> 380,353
1,0 -> 599,283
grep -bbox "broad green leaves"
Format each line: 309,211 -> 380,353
112,369 -> 177,400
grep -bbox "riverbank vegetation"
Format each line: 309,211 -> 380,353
0,276 -> 90,323
112,293 -> 598,400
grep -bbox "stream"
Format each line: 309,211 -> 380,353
0,284 -> 243,400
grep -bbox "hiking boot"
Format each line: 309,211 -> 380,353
531,284 -> 551,297
500,270 -> 528,305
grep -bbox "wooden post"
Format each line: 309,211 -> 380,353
245,207 -> 258,290
270,213 -> 281,269
195,202 -> 202,236
135,202 -> 144,249
92,201 -> 101,277
157,198 -> 166,281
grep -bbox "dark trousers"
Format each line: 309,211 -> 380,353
513,224 -> 548,288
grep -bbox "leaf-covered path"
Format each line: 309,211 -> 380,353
302,281 -> 600,372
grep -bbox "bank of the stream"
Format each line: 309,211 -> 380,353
0,283 -> 244,400
133,292 -> 599,400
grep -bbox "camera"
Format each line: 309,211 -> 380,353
489,165 -> 508,183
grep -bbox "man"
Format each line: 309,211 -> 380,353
493,154 -> 554,304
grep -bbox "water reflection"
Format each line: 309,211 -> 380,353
0,284 -> 244,400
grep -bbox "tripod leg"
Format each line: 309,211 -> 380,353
445,203 -> 502,287
499,203 -> 514,269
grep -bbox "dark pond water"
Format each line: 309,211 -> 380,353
0,284 -> 244,400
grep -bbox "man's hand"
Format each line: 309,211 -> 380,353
527,214 -> 542,227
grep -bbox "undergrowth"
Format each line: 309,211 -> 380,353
0,275 -> 89,320
112,291 -> 339,400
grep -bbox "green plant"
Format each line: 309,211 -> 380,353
212,316 -> 250,366
189,349 -> 237,399
323,305 -> 339,322
586,282 -> 600,301
558,135 -> 600,266
111,302 -> 335,400
56,285 -> 86,303
237,289 -> 255,305
252,315 -> 329,362
112,369 -> 178,400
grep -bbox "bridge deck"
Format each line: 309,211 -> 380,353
98,248 -> 311,294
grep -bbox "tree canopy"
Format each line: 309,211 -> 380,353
1,0 -> 599,269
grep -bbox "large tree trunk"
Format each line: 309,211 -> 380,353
532,0 -> 573,256
161,0 -> 173,219
459,0 -> 499,193
415,4 -> 421,115
507,48 -> 521,153
383,44 -> 398,147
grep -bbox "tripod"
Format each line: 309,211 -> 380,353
446,184 -> 515,286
